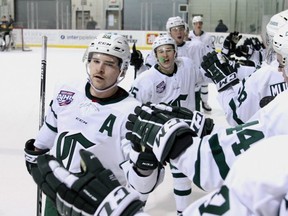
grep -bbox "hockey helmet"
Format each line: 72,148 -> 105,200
152,34 -> 177,54
84,32 -> 130,73
166,16 -> 186,32
266,10 -> 288,46
273,24 -> 288,65
192,16 -> 203,24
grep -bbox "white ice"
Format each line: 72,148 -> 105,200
0,48 -> 229,216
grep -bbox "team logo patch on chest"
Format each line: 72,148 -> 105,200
57,90 -> 75,106
156,81 -> 166,93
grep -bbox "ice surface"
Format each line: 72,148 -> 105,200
0,48 -> 229,215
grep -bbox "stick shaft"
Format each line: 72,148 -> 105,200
37,35 -> 48,216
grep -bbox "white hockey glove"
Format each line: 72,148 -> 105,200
201,51 -> 239,92
126,103 -> 197,164
24,138 -> 49,175
32,150 -> 144,216
149,103 -> 214,138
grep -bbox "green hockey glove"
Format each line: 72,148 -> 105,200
149,103 -> 214,138
126,103 -> 196,163
201,51 -> 239,92
32,150 -> 144,216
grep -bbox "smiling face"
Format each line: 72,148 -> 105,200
155,44 -> 176,74
88,52 -> 121,97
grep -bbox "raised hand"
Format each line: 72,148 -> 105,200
126,103 -> 196,163
222,31 -> 242,56
201,51 -> 239,92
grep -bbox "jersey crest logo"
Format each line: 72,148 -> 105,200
57,90 -> 75,106
156,81 -> 166,93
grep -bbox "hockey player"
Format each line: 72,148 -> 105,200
0,15 -> 12,50
189,15 -> 215,112
30,135 -> 288,216
145,16 -> 207,112
24,33 -> 161,216
201,10 -> 288,126
130,34 -> 212,215
29,25 -> 288,215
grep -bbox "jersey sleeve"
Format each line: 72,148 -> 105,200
182,135 -> 288,216
120,160 -> 165,197
144,50 -> 157,68
130,72 -> 153,103
217,65 -> 275,126
170,119 -> 267,192
34,83 -> 69,150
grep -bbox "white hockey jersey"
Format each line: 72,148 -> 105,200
170,89 -> 288,192
130,56 -> 208,110
180,135 -> 288,216
34,82 -> 143,186
188,30 -> 215,53
218,62 -> 287,126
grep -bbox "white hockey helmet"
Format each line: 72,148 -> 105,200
166,16 -> 185,32
273,24 -> 288,65
84,32 -> 130,73
152,34 -> 177,54
192,16 -> 203,24
265,10 -> 288,64
266,10 -> 288,46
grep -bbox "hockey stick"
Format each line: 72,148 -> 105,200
36,35 -> 47,216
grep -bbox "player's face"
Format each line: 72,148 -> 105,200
88,53 -> 120,91
193,22 -> 203,35
276,53 -> 288,83
170,25 -> 185,45
156,44 -> 176,74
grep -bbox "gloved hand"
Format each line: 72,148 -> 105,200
32,150 -> 144,216
24,138 -> 49,175
201,51 -> 239,92
221,31 -> 242,57
130,43 -> 144,71
129,136 -> 160,172
126,103 -> 197,163
244,37 -> 265,51
235,44 -> 254,58
149,103 -> 214,138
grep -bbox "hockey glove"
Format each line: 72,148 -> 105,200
201,51 -> 239,92
24,138 -> 49,175
235,44 -> 254,59
244,37 -> 265,51
129,140 -> 159,172
32,150 -> 144,216
149,103 -> 214,138
126,103 -> 196,163
221,31 -> 242,57
130,43 -> 144,71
